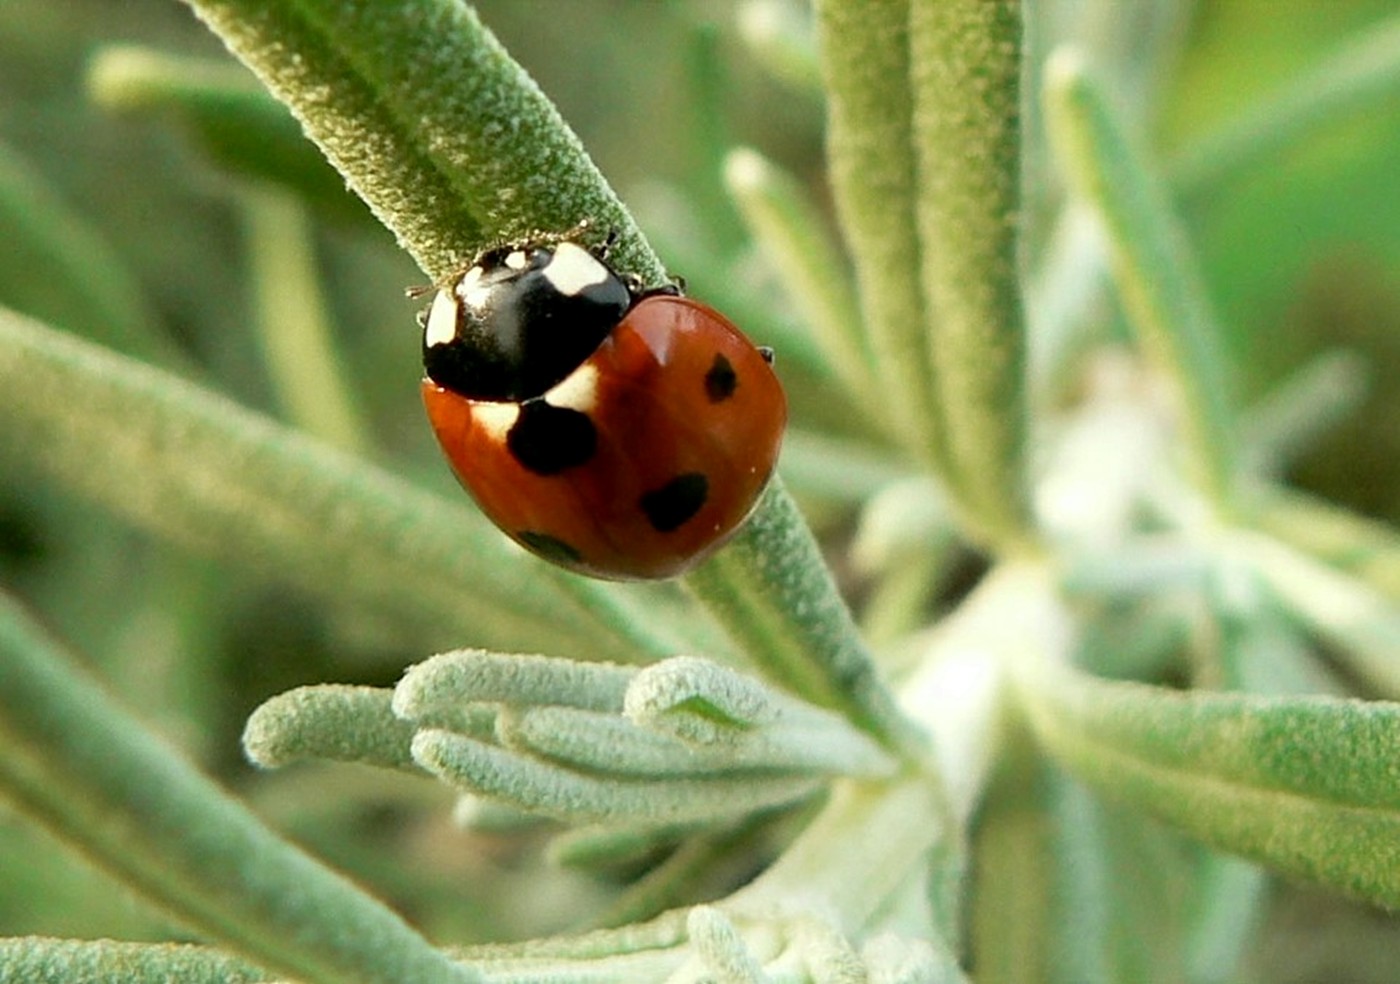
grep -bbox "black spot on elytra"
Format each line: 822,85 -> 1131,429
639,473 -> 708,532
516,530 -> 583,565
704,353 -> 738,403
507,400 -> 597,475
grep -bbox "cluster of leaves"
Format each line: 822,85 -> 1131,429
2,0 -> 1400,982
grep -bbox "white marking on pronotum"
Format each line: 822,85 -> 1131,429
456,265 -> 493,310
542,242 -> 609,297
544,363 -> 600,413
424,290 -> 460,348
504,250 -> 529,270
471,401 -> 520,443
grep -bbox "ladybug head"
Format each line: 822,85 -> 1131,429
422,241 -> 632,402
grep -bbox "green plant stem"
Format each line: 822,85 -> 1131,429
729,573 -> 1020,946
243,185 -> 370,455
815,0 -> 947,468
969,729 -> 1053,984
181,0 -> 661,285
0,593 -> 477,984
1044,49 -> 1237,512
684,479 -> 925,758
909,0 -> 1034,552
0,305 -> 694,661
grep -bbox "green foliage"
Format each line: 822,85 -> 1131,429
3,0 -> 1400,981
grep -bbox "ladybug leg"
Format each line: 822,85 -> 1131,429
632,277 -> 684,299
594,224 -> 620,260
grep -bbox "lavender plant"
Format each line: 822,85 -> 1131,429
2,1 -> 1400,981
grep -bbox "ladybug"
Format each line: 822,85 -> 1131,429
420,232 -> 787,580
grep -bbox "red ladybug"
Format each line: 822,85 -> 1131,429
420,234 -> 787,580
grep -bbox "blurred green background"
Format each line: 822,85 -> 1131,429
1,0 -> 1398,977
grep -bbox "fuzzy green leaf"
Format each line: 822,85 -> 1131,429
241,186 -> 370,455
242,685 -> 419,771
394,649 -> 637,720
0,306 -> 690,661
1017,658 -> 1400,908
181,0 -> 662,284
684,479 -> 925,758
1044,49 -> 1237,511
412,729 -> 820,826
909,0 -> 1034,551
686,907 -> 766,984
814,0 -> 945,466
0,940 -> 270,984
0,593 -> 476,984
723,148 -> 878,415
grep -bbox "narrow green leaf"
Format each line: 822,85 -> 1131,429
0,594 -> 477,984
87,45 -> 372,228
181,0 -> 663,284
684,479 -> 926,758
242,685 -> 419,771
814,0 -> 947,467
0,141 -> 174,367
723,148 -> 879,415
242,186 -> 370,455
1017,657 -> 1400,909
1184,855 -> 1267,984
411,729 -> 820,825
508,701 -> 893,782
737,0 -> 824,94
1240,349 -> 1367,477
1234,532 -> 1400,699
503,705 -> 725,777
909,0 -> 1034,550
1044,49 -> 1237,511
585,832 -> 757,931
1251,487 -> 1400,603
0,306 -> 689,661
0,939 -> 270,984
626,655 -> 788,733
394,650 -> 637,720
546,824 -> 691,870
